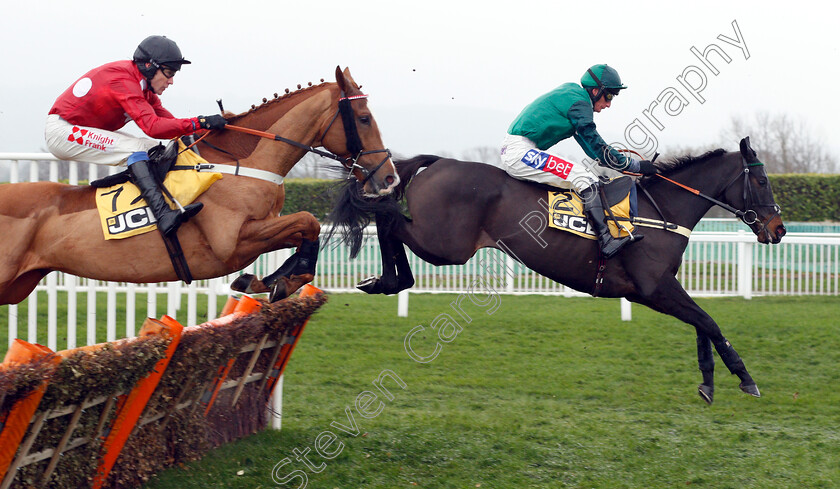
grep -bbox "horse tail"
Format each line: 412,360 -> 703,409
323,179 -> 400,259
323,155 -> 444,259
392,154 -> 444,201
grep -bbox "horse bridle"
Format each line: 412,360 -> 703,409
714,156 -> 782,234
317,92 -> 392,186
207,92 -> 392,187
628,150 -> 781,234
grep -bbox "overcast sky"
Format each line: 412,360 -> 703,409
1,0 -> 837,168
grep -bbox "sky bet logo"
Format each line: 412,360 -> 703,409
521,150 -> 574,180
106,207 -> 156,235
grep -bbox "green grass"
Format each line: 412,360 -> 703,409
133,293 -> 839,489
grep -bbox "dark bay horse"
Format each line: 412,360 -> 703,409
0,67 -> 398,305
330,137 -> 786,404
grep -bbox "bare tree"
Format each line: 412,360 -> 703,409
720,112 -> 838,173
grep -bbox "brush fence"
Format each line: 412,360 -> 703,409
0,287 -> 325,489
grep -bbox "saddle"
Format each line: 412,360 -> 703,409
93,140 -> 222,240
548,177 -> 635,240
89,139 -> 182,188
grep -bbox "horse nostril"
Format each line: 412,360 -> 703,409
385,175 -> 395,186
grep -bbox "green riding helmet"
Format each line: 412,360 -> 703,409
581,64 -> 627,103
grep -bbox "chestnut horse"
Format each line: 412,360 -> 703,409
0,66 -> 398,305
330,137 -> 786,404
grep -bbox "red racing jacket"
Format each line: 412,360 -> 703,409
49,60 -> 199,139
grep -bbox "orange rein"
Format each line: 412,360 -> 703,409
220,124 -> 279,140
618,149 -> 702,196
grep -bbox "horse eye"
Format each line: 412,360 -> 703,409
359,115 -> 371,125
758,178 -> 767,185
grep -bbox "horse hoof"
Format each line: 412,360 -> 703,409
269,279 -> 291,303
357,276 -> 384,294
230,274 -> 255,293
698,384 -> 714,405
740,382 -> 761,398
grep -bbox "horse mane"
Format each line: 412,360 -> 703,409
225,80 -> 332,123
654,148 -> 727,175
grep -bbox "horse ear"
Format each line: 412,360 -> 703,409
342,67 -> 359,90
335,66 -> 346,93
739,136 -> 758,162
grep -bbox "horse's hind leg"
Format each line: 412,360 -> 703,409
630,275 -> 759,402
697,333 -> 715,404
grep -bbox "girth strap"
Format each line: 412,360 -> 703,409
191,162 -> 285,185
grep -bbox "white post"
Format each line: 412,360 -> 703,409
398,290 -> 409,317
737,230 -> 753,300
187,281 -> 197,327
505,254 -> 516,294
28,293 -> 37,345
268,375 -> 284,430
107,282 -> 117,342
167,282 -> 180,319
67,275 -> 77,349
620,298 -> 632,321
47,273 -> 57,351
147,283 -> 158,320
87,279 -> 97,346
126,283 -> 136,338
8,304 -> 18,349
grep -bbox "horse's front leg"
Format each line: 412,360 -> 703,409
629,275 -> 759,403
230,212 -> 321,300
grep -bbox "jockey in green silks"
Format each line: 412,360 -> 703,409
501,64 -> 657,258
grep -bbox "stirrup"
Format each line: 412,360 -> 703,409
179,202 -> 203,222
599,235 -> 631,259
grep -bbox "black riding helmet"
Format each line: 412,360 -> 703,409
133,35 -> 191,80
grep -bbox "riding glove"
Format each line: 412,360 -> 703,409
197,114 -> 228,130
638,160 -> 658,175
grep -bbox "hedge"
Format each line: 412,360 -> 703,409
768,174 -> 840,222
280,174 -> 840,223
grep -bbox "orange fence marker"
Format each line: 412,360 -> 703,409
199,295 -> 263,415
0,341 -> 59,483
91,316 -> 184,489
263,285 -> 323,398
219,295 -> 239,316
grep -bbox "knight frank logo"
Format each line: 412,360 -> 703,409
68,126 -> 115,151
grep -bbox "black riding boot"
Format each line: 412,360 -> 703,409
581,184 -> 632,259
128,158 -> 202,236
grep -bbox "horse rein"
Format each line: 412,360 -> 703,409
212,92 -> 391,187
621,150 -> 780,228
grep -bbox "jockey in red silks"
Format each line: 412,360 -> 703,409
45,35 -> 228,236
501,64 -> 658,258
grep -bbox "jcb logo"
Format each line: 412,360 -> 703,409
107,207 -> 156,235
